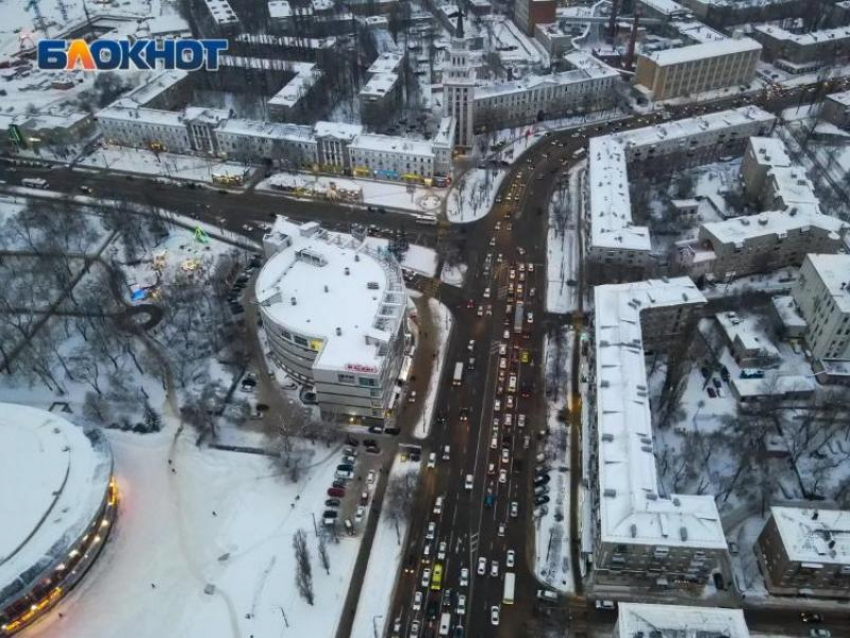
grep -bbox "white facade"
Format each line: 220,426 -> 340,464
443,33 -> 476,148
349,135 -> 435,179
591,278 -> 727,587
792,254 -> 850,360
615,604 -> 750,638
823,90 -> 850,128
256,217 -> 409,423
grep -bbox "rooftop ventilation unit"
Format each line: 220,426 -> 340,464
291,297 -> 297,305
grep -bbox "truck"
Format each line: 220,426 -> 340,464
452,361 -> 464,386
513,302 -> 524,335
503,572 -> 516,605
22,177 -> 49,189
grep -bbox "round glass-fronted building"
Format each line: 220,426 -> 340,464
0,403 -> 116,636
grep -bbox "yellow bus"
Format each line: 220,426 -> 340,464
430,563 -> 443,591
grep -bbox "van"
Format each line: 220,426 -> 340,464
537,589 -> 558,603
439,612 -> 451,636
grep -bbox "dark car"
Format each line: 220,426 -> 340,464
365,445 -> 381,455
426,600 -> 439,620
323,510 -> 338,519
707,387 -> 717,398
800,612 -> 823,623
712,378 -> 722,389
720,365 -> 730,382
712,573 -> 725,590
345,436 -> 360,447
327,487 -> 345,497
533,474 -> 551,486
534,466 -> 550,476
363,438 -> 379,448
332,479 -> 346,489
700,367 -> 711,379
384,427 -> 401,436
337,464 -> 354,472
458,407 -> 471,421
512,459 -> 524,474
325,499 -> 341,507
368,425 -> 384,434
534,495 -> 550,506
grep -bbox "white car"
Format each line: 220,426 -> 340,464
501,448 -> 510,464
499,469 -> 507,484
442,445 -> 450,461
367,470 -> 376,485
483,287 -> 491,299
465,474 -> 474,490
510,501 -> 519,518
410,620 -> 420,637
497,522 -> 506,537
426,522 -> 436,540
527,311 -> 534,324
491,606 -> 500,626
506,549 -> 515,568
459,567 -> 469,587
499,357 -> 507,371
427,452 -> 437,468
477,305 -> 484,317
499,343 -> 507,356
517,414 -> 526,428
438,541 -> 447,560
490,560 -> 499,577
493,399 -> 501,412
421,568 -> 431,588
506,396 -> 515,410
434,496 -> 444,515
528,263 -> 534,272
468,339 -> 475,352
503,329 -> 510,340
408,390 -> 417,403
456,594 -> 467,615
413,591 -> 423,611
355,505 -> 366,522
477,557 -> 488,575
490,435 -> 499,450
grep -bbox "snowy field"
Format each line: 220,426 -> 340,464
534,327 -> 575,594
259,174 -> 445,215
365,238 -> 438,278
412,298 -> 454,439
25,422 -> 362,638
77,147 -> 254,186
350,459 -> 420,638
546,164 -> 581,314
446,167 -> 506,223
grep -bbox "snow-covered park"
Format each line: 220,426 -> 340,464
446,167 -> 507,224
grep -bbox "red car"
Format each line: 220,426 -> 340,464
328,487 -> 346,497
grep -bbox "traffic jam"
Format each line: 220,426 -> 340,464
394,212 -> 542,638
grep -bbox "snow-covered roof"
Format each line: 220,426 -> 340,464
701,209 -> 845,248
147,13 -> 191,36
432,116 -> 456,149
771,294 -> 807,330
715,311 -> 779,358
765,167 -> 819,209
672,20 -> 726,44
204,0 -> 240,25
752,23 -> 850,46
642,36 -> 761,66
314,121 -> 363,141
747,136 -> 791,167
617,603 -> 750,638
268,0 -> 292,18
563,51 -> 622,79
827,89 -> 850,107
588,137 -> 651,252
594,279 -> 726,549
771,506 -> 850,565
638,0 -> 689,17
360,73 -> 399,97
256,217 -> 407,373
349,134 -> 434,158
111,69 -> 187,108
367,51 -> 405,75
804,254 -> 850,315
235,33 -> 338,50
97,104 -> 186,127
0,404 -> 113,608
732,374 -> 815,398
217,118 -> 315,142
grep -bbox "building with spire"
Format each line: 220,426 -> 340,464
442,11 -> 476,149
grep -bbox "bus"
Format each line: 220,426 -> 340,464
439,612 -> 451,636
414,214 -> 438,226
431,563 -> 443,591
513,302 -> 525,335
452,361 -> 464,386
503,572 -> 516,605
22,177 -> 49,189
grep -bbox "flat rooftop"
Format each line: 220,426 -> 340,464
617,603 -> 750,638
771,506 -> 850,565
256,218 -> 406,373
0,404 -> 112,606
642,36 -> 761,67
748,136 -> 791,167
827,89 -> 850,107
753,23 -> 850,46
805,254 -> 850,314
594,278 -> 726,549
701,209 -> 845,247
349,134 -> 434,157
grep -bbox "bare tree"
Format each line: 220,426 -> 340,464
317,533 -> 331,575
293,529 -> 314,605
384,469 -> 419,542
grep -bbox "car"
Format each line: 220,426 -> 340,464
487,462 -> 496,475
534,495 -> 550,506
332,479 -> 346,489
438,541 -> 447,560
493,399 -> 501,412
490,436 -> 499,450
503,329 -> 510,340
728,541 -> 739,555
408,390 -> 417,403
345,437 -> 360,448
537,589 -> 559,602
477,557 -> 488,575
442,587 -> 453,608
712,378 -> 722,389
465,474 -> 474,490
506,549 -> 515,568
490,560 -> 499,577
426,600 -> 439,620
534,485 -> 550,496
490,606 -> 500,626
459,407 -> 470,421
510,501 -> 519,518
434,496 -> 444,515
456,594 -> 466,615
335,470 -> 354,480
528,263 -> 534,272
365,444 -> 381,455
409,620 -> 421,637
427,452 -> 437,468
363,438 -> 379,448
442,445 -> 450,461
385,426 -> 401,436
468,339 -> 476,352
368,425 -> 384,434
499,343 -> 507,356
367,470 -> 376,484
533,505 -> 548,518
483,287 -> 491,299
355,505 -> 366,522
707,387 -> 717,398
477,305 -> 484,317
459,567 -> 469,587
426,521 -> 437,540
323,510 -> 338,519
497,522 -> 506,536
342,455 -> 356,465
809,632 -> 831,638
527,312 -> 534,324
325,498 -> 341,507
421,568 -> 432,588
501,448 -> 510,464
337,463 -> 354,472
360,491 -> 370,506
422,543 -> 432,561
595,600 -> 616,611
393,616 -> 402,634
499,469 -> 507,484
79,185 -> 92,194
413,591 -> 423,611
800,612 -> 823,624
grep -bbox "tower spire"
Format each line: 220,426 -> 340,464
455,9 -> 464,39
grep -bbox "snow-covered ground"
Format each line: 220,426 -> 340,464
412,298 -> 454,439
534,327 -> 574,593
259,173 -> 445,215
364,239 -> 438,278
350,459 -> 420,638
546,164 -> 581,314
25,421 -> 363,638
440,263 -> 467,287
446,167 -> 506,223
77,147 -> 254,186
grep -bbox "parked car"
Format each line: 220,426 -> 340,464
327,487 -> 345,497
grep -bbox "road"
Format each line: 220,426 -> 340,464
3,75 -> 850,638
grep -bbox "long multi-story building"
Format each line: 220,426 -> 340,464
590,278 -> 728,589
615,603 -> 750,637
586,107 -> 776,274
756,506 -> 850,599
256,217 -> 410,424
349,135 -> 435,181
633,36 -> 761,101
792,254 -> 850,361
823,90 -> 850,128
751,23 -> 850,65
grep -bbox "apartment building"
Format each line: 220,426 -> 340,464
751,23 -> 850,65
513,0 -> 556,35
615,604 -> 750,638
590,278 -> 727,589
633,36 -> 761,101
823,90 -> 850,128
359,52 -> 405,127
740,136 -> 791,199
678,0 -> 808,26
349,135 -> 435,180
256,217 -> 409,424
792,254 -> 850,360
756,506 -> 850,599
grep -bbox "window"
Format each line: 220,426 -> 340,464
338,373 -> 355,384
359,376 -> 377,387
